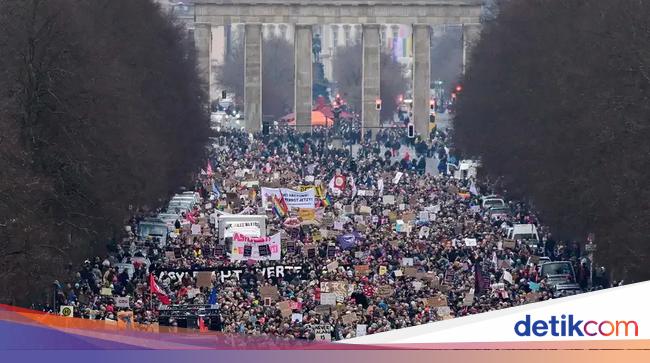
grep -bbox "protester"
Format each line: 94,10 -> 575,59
46,124 -> 604,341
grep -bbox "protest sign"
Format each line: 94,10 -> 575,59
354,265 -> 370,276
382,195 -> 395,205
298,208 -> 316,221
114,296 -> 130,308
419,211 -> 430,221
260,187 -> 316,209
379,266 -> 388,275
320,281 -> 349,302
100,287 -> 112,296
260,286 -> 279,301
376,285 -> 394,297
196,272 -> 213,288
230,233 -> 281,261
342,313 -> 358,325
320,292 -> 336,306
313,324 -> 332,341
401,257 -> 414,266
291,313 -> 303,323
327,261 -> 339,272
463,238 -> 478,247
356,324 -> 367,337
503,239 -> 516,249
428,295 -> 448,307
404,267 -> 418,277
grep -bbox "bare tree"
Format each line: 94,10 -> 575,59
454,0 -> 650,283
0,0 -> 209,304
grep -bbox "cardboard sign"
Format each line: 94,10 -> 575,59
428,295 -> 448,307
394,270 -> 403,277
260,286 -> 279,301
327,261 -> 339,272
401,212 -> 416,222
196,272 -> 213,288
164,251 -> 175,260
314,305 -> 332,315
359,205 -> 372,215
342,313 -> 358,325
376,285 -> 395,297
320,281 -> 349,302
503,239 -> 516,249
100,287 -> 112,296
526,292 -> 541,303
404,267 -> 418,277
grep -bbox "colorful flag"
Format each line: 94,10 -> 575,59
322,194 -> 332,207
149,274 -> 170,305
272,194 -> 289,217
206,161 -> 213,176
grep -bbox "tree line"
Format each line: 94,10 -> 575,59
454,0 -> 650,282
0,0 -> 210,305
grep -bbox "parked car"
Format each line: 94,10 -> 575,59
540,261 -> 577,288
507,223 -> 541,250
553,283 -> 583,298
487,205 -> 512,221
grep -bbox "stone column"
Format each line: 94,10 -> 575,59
361,24 -> 381,138
412,24 -> 431,139
244,23 -> 263,132
294,24 -> 313,133
462,23 -> 482,75
194,23 -> 212,103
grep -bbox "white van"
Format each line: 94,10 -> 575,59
508,224 -> 540,247
482,195 -> 506,209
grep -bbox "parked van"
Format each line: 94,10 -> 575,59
138,218 -> 168,242
507,223 -> 541,250
482,195 -> 506,209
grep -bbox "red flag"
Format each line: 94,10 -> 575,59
149,274 -> 171,305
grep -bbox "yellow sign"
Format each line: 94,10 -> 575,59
297,185 -> 325,199
298,208 -> 316,221
379,266 -> 388,275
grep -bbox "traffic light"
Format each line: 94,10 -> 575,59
455,85 -> 463,93
429,114 -> 435,124
221,90 -> 227,99
262,121 -> 269,136
451,92 -> 457,100
375,98 -> 382,110
407,123 -> 415,138
430,99 -> 435,111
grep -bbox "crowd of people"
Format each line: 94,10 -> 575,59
41,124 -> 607,342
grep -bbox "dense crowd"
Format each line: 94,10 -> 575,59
41,125 -> 607,341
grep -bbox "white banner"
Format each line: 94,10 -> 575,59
230,232 -> 281,261
260,187 -> 316,209
223,220 -> 262,238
